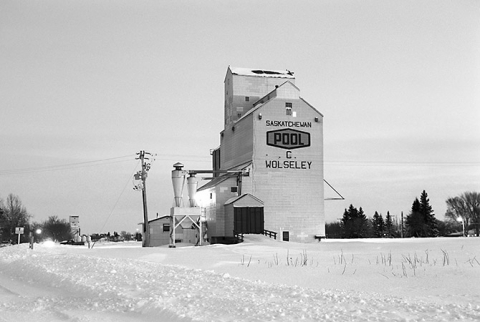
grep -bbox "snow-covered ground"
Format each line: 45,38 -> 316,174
1,236 -> 479,321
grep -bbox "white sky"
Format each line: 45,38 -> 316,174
1,0 -> 479,234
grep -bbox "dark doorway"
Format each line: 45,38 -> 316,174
283,231 -> 289,241
234,207 -> 264,234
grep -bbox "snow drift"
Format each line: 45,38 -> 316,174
1,236 -> 479,321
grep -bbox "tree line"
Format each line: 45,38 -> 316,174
0,194 -> 33,243
1,193 -> 141,245
326,190 -> 480,239
0,193 -> 75,244
3,190 -> 478,243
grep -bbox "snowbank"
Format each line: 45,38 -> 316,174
1,236 -> 479,321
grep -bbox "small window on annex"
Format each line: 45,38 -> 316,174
163,223 -> 170,232
245,96 -> 249,102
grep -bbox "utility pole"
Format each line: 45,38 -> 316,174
135,150 -> 152,247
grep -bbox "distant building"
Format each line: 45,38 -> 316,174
69,215 -> 80,242
196,67 -> 325,243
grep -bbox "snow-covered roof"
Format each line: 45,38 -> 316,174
229,66 -> 295,79
148,215 -> 170,223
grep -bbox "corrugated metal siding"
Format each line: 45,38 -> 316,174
196,189 -> 217,238
225,69 -> 296,125
149,217 -> 173,246
221,114 -> 254,170
198,177 -> 238,239
249,97 -> 325,241
212,69 -> 326,242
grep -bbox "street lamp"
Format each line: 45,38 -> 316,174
29,228 -> 42,249
457,217 -> 465,237
34,228 -> 42,245
36,228 -> 42,242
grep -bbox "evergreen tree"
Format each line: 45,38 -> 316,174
325,222 -> 343,238
341,205 -> 370,238
419,190 -> 438,236
385,211 -> 394,237
406,198 -> 427,237
372,211 -> 385,238
406,191 -> 438,237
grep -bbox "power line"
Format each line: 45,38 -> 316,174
2,153 -> 476,177
0,155 -> 135,176
0,153 -> 212,176
92,160 -> 141,248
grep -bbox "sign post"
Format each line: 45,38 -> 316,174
15,227 -> 24,244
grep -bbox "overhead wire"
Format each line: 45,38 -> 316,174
0,154 -> 212,176
0,154 -> 136,176
92,159 -> 141,248
4,153 -> 473,177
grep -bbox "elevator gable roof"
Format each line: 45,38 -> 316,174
252,81 -> 300,107
225,193 -> 264,207
236,81 -> 323,123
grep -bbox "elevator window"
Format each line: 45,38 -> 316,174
286,102 -> 292,115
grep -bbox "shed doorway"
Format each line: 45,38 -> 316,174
234,207 -> 264,234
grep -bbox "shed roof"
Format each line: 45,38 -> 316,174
225,193 -> 264,207
148,215 -> 170,224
